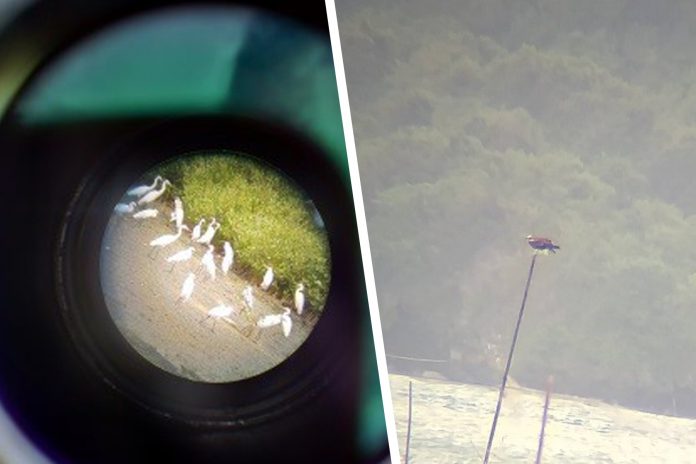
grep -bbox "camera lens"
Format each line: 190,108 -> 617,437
0,2 -> 389,461
100,151 -> 330,383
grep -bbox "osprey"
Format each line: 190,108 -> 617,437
526,235 -> 560,253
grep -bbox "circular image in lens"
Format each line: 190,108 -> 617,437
100,151 -> 330,383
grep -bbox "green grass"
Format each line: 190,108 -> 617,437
157,153 -> 330,311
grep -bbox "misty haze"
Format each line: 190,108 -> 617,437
338,0 -> 696,461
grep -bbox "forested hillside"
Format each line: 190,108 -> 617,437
337,0 -> 696,416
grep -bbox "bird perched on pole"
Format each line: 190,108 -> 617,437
526,235 -> 560,254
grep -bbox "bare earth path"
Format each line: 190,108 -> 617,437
100,205 -> 317,383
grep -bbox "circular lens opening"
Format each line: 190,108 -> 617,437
99,151 -> 330,383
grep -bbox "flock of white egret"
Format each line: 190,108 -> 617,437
113,175 -> 308,338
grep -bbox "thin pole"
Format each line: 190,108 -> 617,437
404,380 -> 414,463
483,254 -> 537,464
535,375 -> 554,464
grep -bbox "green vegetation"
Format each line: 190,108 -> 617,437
159,153 -> 330,310
338,0 -> 696,415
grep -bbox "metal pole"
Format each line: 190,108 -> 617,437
483,254 -> 537,464
535,375 -> 554,464
404,380 -> 413,463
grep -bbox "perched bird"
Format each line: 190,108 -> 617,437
222,241 -> 234,275
132,208 -> 158,219
242,285 -> 254,311
526,235 -> 560,254
201,245 -> 216,280
294,283 -> 305,315
257,307 -> 292,337
165,247 -> 195,271
191,218 -> 206,241
114,201 -> 137,215
149,224 -> 188,249
197,222 -> 220,246
127,175 -> 162,198
169,197 -> 184,229
260,266 -> 274,291
201,303 -> 238,330
138,179 -> 171,205
177,273 -> 195,303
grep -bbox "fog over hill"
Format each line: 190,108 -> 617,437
336,0 -> 696,417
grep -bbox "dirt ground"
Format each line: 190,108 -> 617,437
100,202 -> 319,383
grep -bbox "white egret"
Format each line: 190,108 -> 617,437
294,283 -> 305,315
169,197 -> 184,229
191,218 -> 205,241
201,303 -> 238,331
127,175 -> 162,197
197,222 -> 220,245
201,245 -> 216,280
177,273 -> 195,303
165,246 -> 194,271
149,224 -> 189,258
137,179 -> 171,205
242,285 -> 254,311
260,266 -> 274,291
114,201 -> 136,215
222,241 -> 234,275
257,307 -> 292,337
132,208 -> 158,219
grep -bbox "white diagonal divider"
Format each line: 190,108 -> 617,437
324,1 -> 401,462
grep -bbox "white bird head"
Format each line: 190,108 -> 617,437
297,283 -> 304,291
526,234 -> 532,240
282,307 -> 291,316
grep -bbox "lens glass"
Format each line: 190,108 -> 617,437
100,151 -> 330,383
